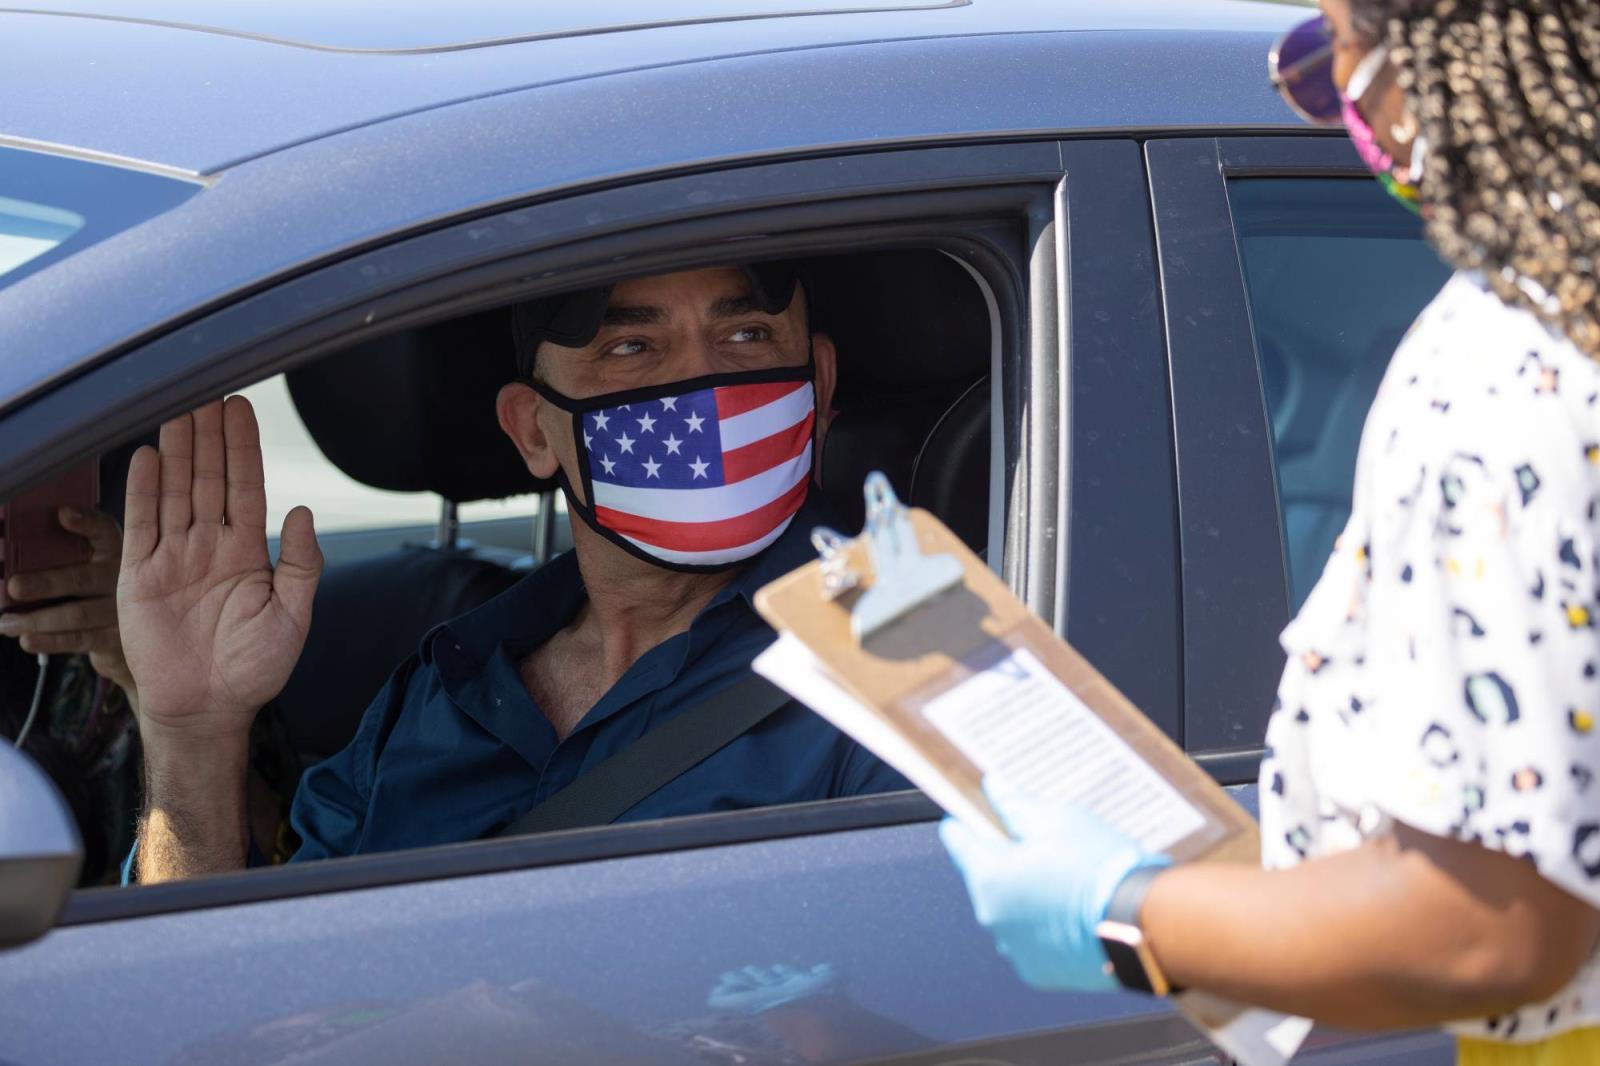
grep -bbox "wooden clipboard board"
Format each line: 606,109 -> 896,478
754,506 -> 1257,864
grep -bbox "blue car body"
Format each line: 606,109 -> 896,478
0,2 -> 1456,1062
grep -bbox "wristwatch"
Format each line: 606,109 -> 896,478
1095,864 -> 1183,997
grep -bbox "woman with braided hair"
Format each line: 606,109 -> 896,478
1342,0 -> 1600,352
938,1 -> 1600,1062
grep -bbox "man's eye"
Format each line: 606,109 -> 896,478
729,325 -> 773,343
604,338 -> 652,357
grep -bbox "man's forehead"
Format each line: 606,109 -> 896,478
511,260 -> 801,376
606,266 -> 752,308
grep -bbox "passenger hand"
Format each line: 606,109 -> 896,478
0,506 -> 137,704
117,397 -> 323,742
939,778 -> 1170,993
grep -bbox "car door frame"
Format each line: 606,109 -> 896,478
31,137 -> 1099,929
1056,137 -> 1183,741
1145,134 -> 1370,780
5,134 -> 1224,1066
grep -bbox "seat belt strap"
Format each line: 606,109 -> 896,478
491,674 -> 794,839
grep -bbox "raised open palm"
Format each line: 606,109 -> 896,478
117,397 -> 323,740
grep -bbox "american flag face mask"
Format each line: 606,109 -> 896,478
532,363 -> 817,572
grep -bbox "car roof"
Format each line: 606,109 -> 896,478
0,0 -> 1318,427
4,0 -> 1309,174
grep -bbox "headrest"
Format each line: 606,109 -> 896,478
813,248 -> 989,537
819,377 -> 989,553
819,389 -> 953,533
287,249 -> 989,504
802,249 -> 989,395
286,308 -> 542,503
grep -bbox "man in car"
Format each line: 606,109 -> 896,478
118,261 -> 908,882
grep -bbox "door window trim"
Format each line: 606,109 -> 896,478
62,791 -> 943,926
1055,138 -> 1181,742
1146,133 -> 1364,774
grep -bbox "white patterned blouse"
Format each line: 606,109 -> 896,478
1259,271 -> 1600,1043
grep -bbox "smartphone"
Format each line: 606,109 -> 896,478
0,460 -> 100,613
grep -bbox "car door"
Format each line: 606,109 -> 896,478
1,130 -> 1469,1066
1148,134 -> 1459,1061
0,138 -> 1222,1066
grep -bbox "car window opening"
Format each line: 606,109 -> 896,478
3,245 -> 1002,891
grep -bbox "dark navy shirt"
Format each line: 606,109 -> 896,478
289,497 -> 909,860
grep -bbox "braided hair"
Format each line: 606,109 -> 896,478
1350,0 -> 1600,354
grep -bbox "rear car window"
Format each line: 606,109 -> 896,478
0,196 -> 83,278
1229,178 -> 1452,610
0,144 -> 201,291
241,373 -> 556,568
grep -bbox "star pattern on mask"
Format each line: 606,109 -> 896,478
585,387 -> 739,489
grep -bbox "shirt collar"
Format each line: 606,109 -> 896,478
433,548 -> 586,670
440,490 -> 831,660
428,489 -> 832,753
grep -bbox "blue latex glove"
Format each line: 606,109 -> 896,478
939,777 -> 1172,993
707,963 -> 840,1014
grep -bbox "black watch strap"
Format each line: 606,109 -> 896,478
1105,863 -> 1167,927
1099,864 -> 1184,996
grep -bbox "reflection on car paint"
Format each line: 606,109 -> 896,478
168,965 -> 937,1066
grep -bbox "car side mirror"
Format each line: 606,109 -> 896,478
0,742 -> 82,949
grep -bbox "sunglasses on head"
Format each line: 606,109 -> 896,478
1269,15 -> 1344,126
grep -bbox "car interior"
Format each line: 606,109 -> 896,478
18,246 -> 997,881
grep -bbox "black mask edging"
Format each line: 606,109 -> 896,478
533,354 -> 817,575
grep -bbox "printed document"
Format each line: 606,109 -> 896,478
920,645 -> 1206,852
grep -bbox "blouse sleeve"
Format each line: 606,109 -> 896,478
1357,420 -> 1600,909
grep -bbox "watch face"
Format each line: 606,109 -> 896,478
1098,931 -> 1157,995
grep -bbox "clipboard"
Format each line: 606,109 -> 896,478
752,473 -> 1308,1065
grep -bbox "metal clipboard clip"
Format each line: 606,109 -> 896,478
810,472 -> 965,641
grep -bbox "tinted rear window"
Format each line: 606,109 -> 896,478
0,145 -> 200,291
1229,178 -> 1452,610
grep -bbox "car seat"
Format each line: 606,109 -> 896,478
807,249 -> 991,551
275,309 -> 541,764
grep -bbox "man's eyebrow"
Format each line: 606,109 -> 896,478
709,295 -> 767,319
600,304 -> 665,326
